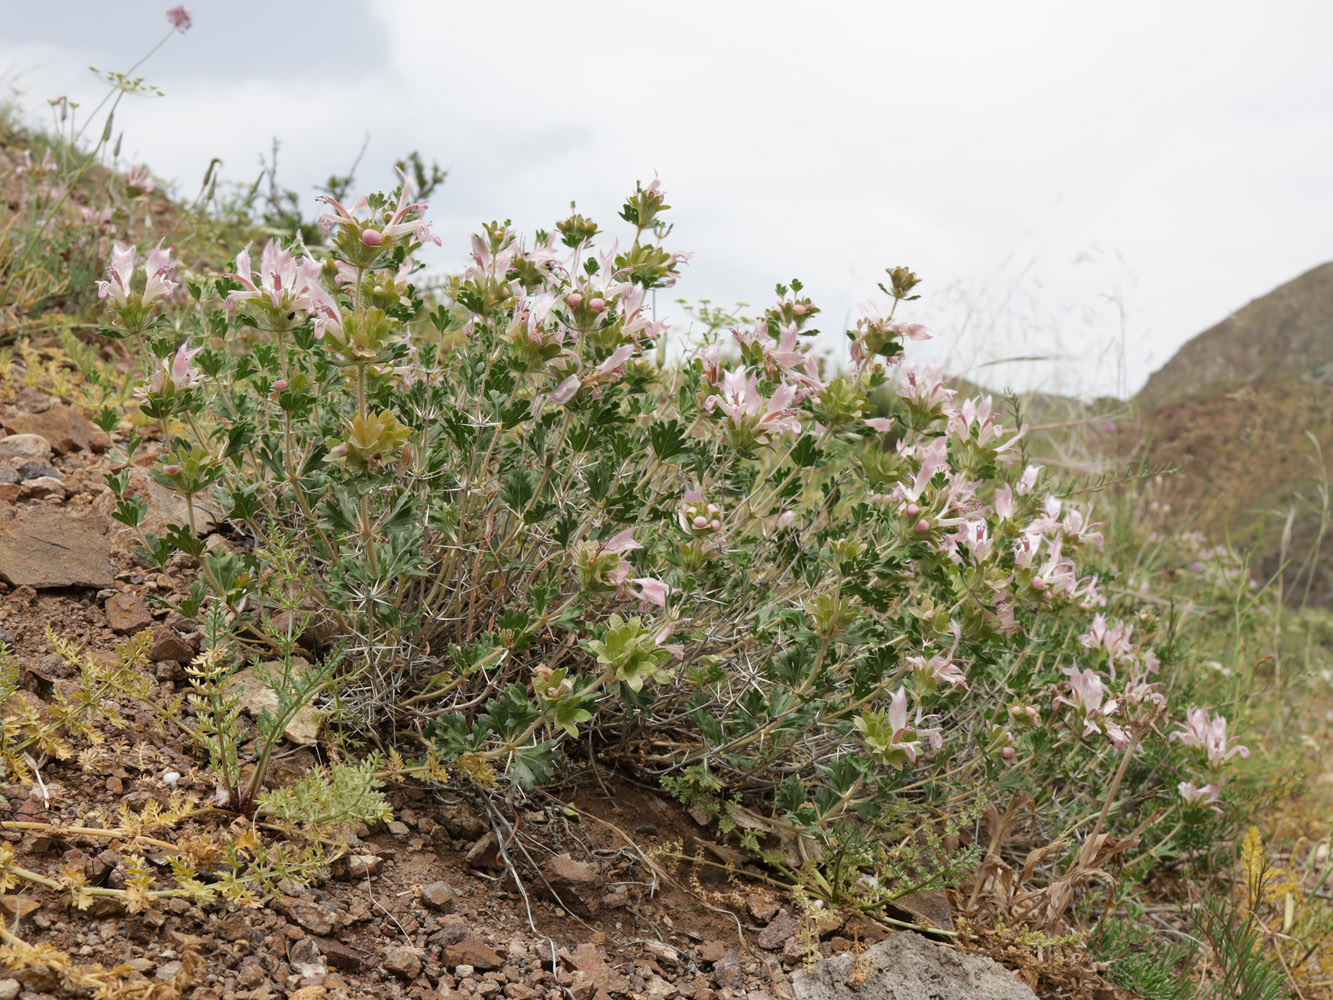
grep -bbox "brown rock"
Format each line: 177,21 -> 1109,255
13,965 -> 57,992
147,623 -> 194,663
884,888 -> 953,931
445,937 -> 505,971
747,893 -> 780,924
314,936 -> 364,972
279,897 -> 336,936
757,911 -> 801,951
0,433 -> 52,464
466,831 -> 504,870
543,854 -> 601,912
712,950 -> 745,989
790,932 -> 1036,1000
383,945 -> 423,981
698,940 -> 727,964
106,592 -> 154,634
18,476 -> 65,500
421,881 -> 457,912
213,910 -> 251,942
0,508 -> 114,588
3,403 -> 109,455
347,854 -> 380,878
568,943 -> 627,995
0,896 -> 39,920
439,800 -> 487,838
438,913 -> 469,944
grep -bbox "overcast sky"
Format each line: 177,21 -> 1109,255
5,0 -> 1332,399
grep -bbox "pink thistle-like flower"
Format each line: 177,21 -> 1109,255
166,6 -> 192,32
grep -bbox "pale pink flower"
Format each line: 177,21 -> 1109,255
1054,665 -> 1129,747
631,577 -> 670,610
652,618 -> 686,660
703,368 -> 803,441
227,240 -> 325,318
138,341 -> 203,398
599,530 -> 642,555
142,241 -> 178,306
908,621 -> 968,692
96,243 -> 137,305
897,363 -> 954,410
1169,709 -> 1250,764
680,486 -> 726,544
317,168 -> 440,247
1080,614 -> 1135,665
169,341 -> 203,387
865,417 -> 893,433
126,164 -> 156,193
1178,780 -> 1222,811
699,344 -> 723,386
886,688 -> 923,765
1017,464 -> 1042,495
79,206 -> 113,230
548,373 -> 581,406
1055,666 -> 1107,716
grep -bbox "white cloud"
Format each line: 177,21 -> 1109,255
4,0 -> 1332,398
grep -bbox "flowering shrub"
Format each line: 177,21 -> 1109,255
96,172 -> 1251,923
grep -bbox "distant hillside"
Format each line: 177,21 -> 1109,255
1138,262 -> 1333,408
1132,263 -> 1333,605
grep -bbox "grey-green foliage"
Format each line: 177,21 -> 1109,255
1092,907 -> 1199,1000
1196,893 -> 1291,1000
182,603 -> 242,797
257,757 -> 392,827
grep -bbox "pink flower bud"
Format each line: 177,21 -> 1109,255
693,516 -> 709,530
161,464 -> 183,475
793,304 -> 806,315
330,443 -> 349,458
905,503 -> 921,517
272,379 -> 289,392
566,292 -> 583,308
914,519 -> 931,533
361,229 -> 383,247
710,519 -> 722,531
1031,576 -> 1046,591
589,297 -> 606,313
1002,746 -> 1015,761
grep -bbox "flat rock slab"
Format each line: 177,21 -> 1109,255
792,932 -> 1036,1000
0,508 -> 115,589
3,403 -> 109,455
225,658 -> 322,745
